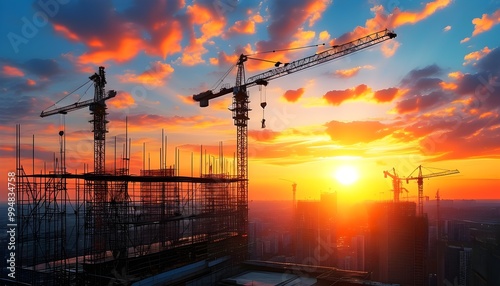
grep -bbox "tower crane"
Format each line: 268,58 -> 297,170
280,178 -> 297,209
41,66 -> 116,175
383,168 -> 408,203
40,66 -> 120,259
406,165 -> 459,216
193,29 -> 397,236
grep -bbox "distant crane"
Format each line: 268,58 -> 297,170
406,165 -> 459,216
280,178 -> 297,209
193,29 -> 397,235
383,168 -> 408,203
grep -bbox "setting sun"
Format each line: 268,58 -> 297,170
334,165 -> 360,186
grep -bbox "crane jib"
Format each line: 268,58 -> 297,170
192,29 -> 396,107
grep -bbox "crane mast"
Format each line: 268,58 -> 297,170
90,66 -> 109,175
232,55 -> 250,235
193,29 -> 397,239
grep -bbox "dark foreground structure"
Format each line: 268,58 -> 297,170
11,125 -> 247,285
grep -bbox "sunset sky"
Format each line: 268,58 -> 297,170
1,0 -> 499,203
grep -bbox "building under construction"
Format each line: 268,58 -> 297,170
14,124 -> 247,286
14,100 -> 251,286
8,66 -> 248,286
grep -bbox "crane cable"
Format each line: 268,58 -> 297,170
211,64 -> 236,91
246,42 -> 326,56
250,43 -> 327,128
246,43 -> 327,66
42,78 -> 92,112
77,81 -> 94,103
210,42 -> 327,91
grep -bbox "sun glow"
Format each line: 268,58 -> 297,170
334,165 -> 360,186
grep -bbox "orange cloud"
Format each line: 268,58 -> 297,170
332,0 -> 451,47
112,113 -> 228,131
283,88 -> 305,103
224,8 -> 262,39
157,20 -> 183,59
381,40 -> 400,57
211,97 -> 232,111
335,67 -> 362,78
248,129 -> 281,142
323,84 -> 371,106
211,50 -> 240,67
325,120 -> 393,145
51,5 -> 185,66
88,38 -> 104,48
463,46 -> 491,65
334,65 -> 374,78
439,81 -> 457,90
179,39 -> 208,66
178,95 -> 195,105
226,20 -> 256,36
108,91 -> 136,109
26,79 -> 36,86
321,84 -> 404,106
251,13 -> 264,24
373,87 -> 400,103
53,24 -> 80,41
448,71 -> 463,79
289,29 -> 316,51
319,30 -> 330,42
2,65 -> 24,77
177,4 -> 226,66
471,9 -> 500,36
392,0 -> 452,27
79,37 -> 143,65
305,0 -> 331,27
209,57 -> 219,65
118,61 -> 174,87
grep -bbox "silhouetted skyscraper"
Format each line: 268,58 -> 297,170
365,201 -> 428,286
295,192 -> 337,266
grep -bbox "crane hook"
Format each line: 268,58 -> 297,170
261,103 -> 266,129
260,85 -> 267,128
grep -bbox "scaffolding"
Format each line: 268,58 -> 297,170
15,124 -> 246,285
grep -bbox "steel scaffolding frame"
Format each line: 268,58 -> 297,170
15,125 -> 245,285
